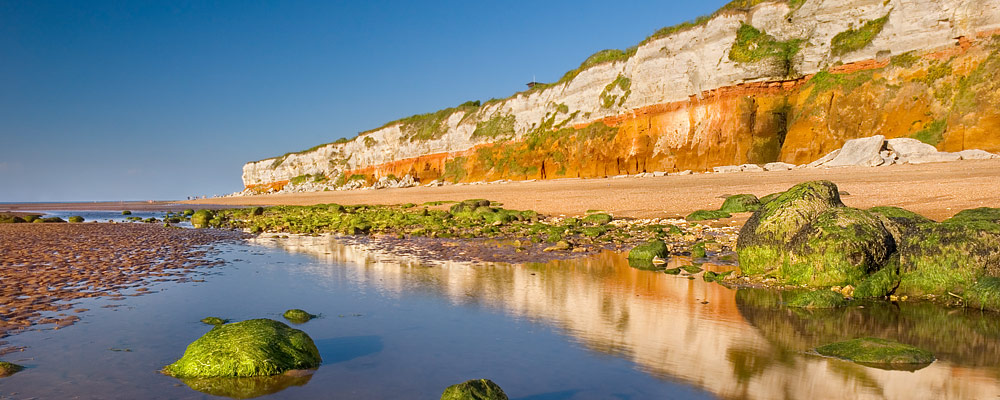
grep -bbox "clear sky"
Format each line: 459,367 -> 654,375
0,0 -> 729,202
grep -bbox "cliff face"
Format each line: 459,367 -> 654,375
242,0 -> 1000,191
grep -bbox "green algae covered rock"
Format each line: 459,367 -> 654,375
582,213 -> 613,225
282,309 -> 316,324
737,181 -> 844,277
0,361 -> 24,377
164,319 -> 321,378
686,209 -> 731,221
896,220 -> 1000,296
251,206 -> 265,216
816,337 -> 934,365
783,208 -> 895,286
191,210 -> 215,229
628,240 -> 668,261
122,210 -> 132,215
68,216 -> 85,223
945,207 -> 1000,224
868,206 -> 933,243
441,379 -> 508,400
720,194 -> 761,213
853,256 -> 901,298
786,290 -> 847,308
690,241 -> 707,259
201,317 -> 228,326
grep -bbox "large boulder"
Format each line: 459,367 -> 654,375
886,138 -> 937,163
720,194 -> 761,213
783,208 -> 895,286
896,220 -> 1000,296
191,210 -> 215,229
737,181 -> 844,276
956,149 -> 998,160
164,319 -> 322,378
824,136 -> 886,167
628,240 -> 668,261
441,379 -> 508,400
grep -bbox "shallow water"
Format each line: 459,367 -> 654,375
1,233 -> 999,399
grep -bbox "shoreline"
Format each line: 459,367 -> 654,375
184,159 -> 1000,221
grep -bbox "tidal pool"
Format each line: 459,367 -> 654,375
1,233 -> 999,399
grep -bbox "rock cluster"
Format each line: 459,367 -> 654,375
736,180 -> 1000,310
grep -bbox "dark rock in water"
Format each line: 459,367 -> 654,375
682,265 -> 703,274
786,290 -> 847,308
163,319 -> 321,378
0,361 -> 24,377
627,240 -> 668,261
816,337 -> 934,365
720,194 -> 761,213
738,181 -> 844,278
251,207 -> 265,216
282,309 -> 316,324
686,209 -> 731,221
703,270 -> 733,282
784,207 -> 895,286
201,317 -> 228,326
180,370 -> 313,399
440,379 -> 508,400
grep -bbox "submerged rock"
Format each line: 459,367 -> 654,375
719,194 -> 761,213
440,379 -> 508,400
163,319 -> 321,378
282,309 -> 316,324
627,240 -> 668,261
815,337 -> 934,365
0,361 -> 24,377
180,371 -> 314,399
201,317 -> 228,326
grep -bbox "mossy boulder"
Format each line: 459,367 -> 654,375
945,207 -> 1000,224
0,361 -> 24,377
191,210 -> 215,229
68,216 -> 85,223
737,181 -> 845,279
182,209 -> 195,216
690,241 -> 707,259
251,207 -> 265,216
816,337 -> 934,365
40,217 -> 66,223
895,220 -> 1000,296
582,213 -> 613,225
0,215 -> 25,224
201,317 -> 228,326
163,319 -> 321,378
853,256 -> 901,298
627,240 -> 668,261
758,192 -> 782,205
282,309 -> 316,324
786,290 -> 847,308
121,210 -> 132,215
782,208 -> 895,286
868,206 -> 933,243
449,199 -> 491,216
720,194 -> 761,213
686,209 -> 731,221
441,379 -> 508,400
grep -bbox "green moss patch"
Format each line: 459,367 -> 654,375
816,337 -> 934,365
582,213 -> 613,225
201,317 -> 229,326
441,378 -> 508,400
686,209 -> 731,221
163,319 -> 321,378
729,23 -> 802,71
830,15 -> 889,56
191,210 -> 215,229
784,207 -> 895,286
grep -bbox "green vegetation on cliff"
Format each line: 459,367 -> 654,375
830,15 -> 889,56
729,23 -> 802,73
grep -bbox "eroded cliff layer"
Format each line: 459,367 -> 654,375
242,0 -> 1000,192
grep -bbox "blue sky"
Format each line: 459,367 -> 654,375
0,0 -> 728,202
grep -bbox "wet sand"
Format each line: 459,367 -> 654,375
0,223 -> 245,339
185,159 -> 1000,221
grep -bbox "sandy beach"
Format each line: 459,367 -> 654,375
184,159 -> 1000,221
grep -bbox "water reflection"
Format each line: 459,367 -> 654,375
179,371 -> 313,399
252,235 -> 1000,399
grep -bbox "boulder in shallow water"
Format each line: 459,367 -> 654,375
0,361 -> 24,377
441,379 -> 508,400
783,207 -> 895,286
816,337 -> 934,365
191,210 -> 215,229
628,240 -> 668,261
282,309 -> 316,324
737,181 -> 844,277
163,319 -> 321,378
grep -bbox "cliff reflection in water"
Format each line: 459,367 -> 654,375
251,235 -> 1000,399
